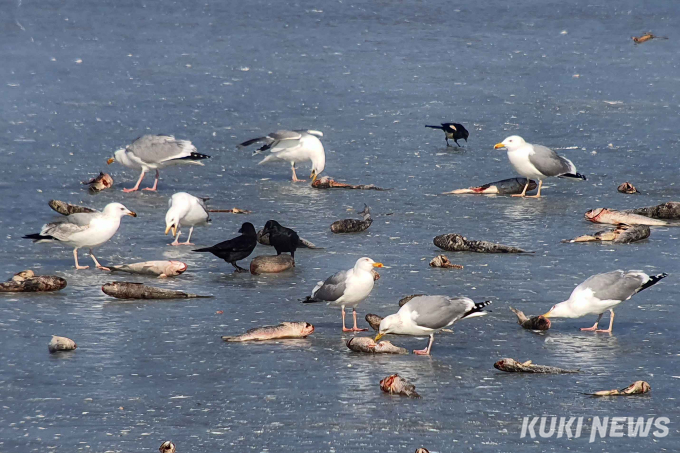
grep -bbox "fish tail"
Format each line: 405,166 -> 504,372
638,273 -> 668,292
221,335 -> 242,342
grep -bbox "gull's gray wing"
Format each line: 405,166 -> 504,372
405,295 -> 475,330
41,222 -> 90,241
311,269 -> 350,301
269,130 -> 302,141
127,135 -> 196,164
575,270 -> 647,302
58,211 -> 100,227
528,144 -> 577,177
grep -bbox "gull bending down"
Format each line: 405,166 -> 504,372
23,203 -> 137,270
107,135 -> 210,192
164,192 -> 211,246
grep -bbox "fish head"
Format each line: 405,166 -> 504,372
167,261 -> 188,276
584,208 -> 606,222
301,322 -> 315,336
159,441 -> 176,453
536,315 -> 551,330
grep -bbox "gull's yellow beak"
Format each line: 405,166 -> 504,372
542,310 -> 552,318
127,211 -> 137,217
107,157 -> 115,164
165,225 -> 176,236
372,262 -> 384,268
310,171 -> 317,182
494,143 -> 506,149
374,333 -> 384,342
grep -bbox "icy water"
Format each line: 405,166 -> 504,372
1,0 -> 679,451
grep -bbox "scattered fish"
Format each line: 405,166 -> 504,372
82,172 -> 113,193
617,182 -> 639,194
159,441 -> 176,453
371,269 -> 380,281
109,261 -> 188,278
346,337 -> 409,354
585,208 -> 672,226
562,224 -> 650,244
365,314 -> 384,331
434,233 -> 531,253
0,270 -> 67,292
221,322 -> 314,342
48,199 -> 97,216
509,307 -> 551,330
206,207 -> 251,214
250,255 -> 295,274
311,176 -> 387,190
331,204 -> 372,233
101,282 -> 211,299
632,33 -> 667,44
626,201 -> 680,220
380,373 -> 421,397
48,335 -> 77,353
588,380 -> 651,396
429,255 -> 463,269
442,177 -> 537,195
494,358 -> 579,374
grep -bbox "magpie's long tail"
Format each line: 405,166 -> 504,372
463,300 -> 493,319
638,273 -> 668,293
192,247 -> 214,253
425,125 -> 445,130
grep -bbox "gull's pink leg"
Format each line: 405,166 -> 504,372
526,180 -> 544,198
342,306 -> 353,332
291,163 -> 302,182
181,226 -> 195,245
414,334 -> 434,355
580,313 -> 603,331
89,250 -> 110,271
143,169 -> 160,191
123,170 -> 146,193
511,183 -> 529,198
351,308 -> 367,332
596,310 -> 614,333
169,229 -> 182,246
73,248 -> 89,270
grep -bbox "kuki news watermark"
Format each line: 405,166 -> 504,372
521,416 -> 669,442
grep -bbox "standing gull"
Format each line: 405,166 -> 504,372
23,202 -> 137,270
164,192 -> 210,246
238,130 -> 325,182
107,135 -> 210,192
543,270 -> 667,333
304,257 -> 383,331
493,135 -> 586,198
375,295 -> 491,355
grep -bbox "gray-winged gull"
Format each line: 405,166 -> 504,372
23,203 -> 137,270
164,192 -> 210,246
543,270 -> 667,332
107,135 -> 210,192
304,257 -> 383,331
375,295 -> 491,355
238,130 -> 325,182
494,135 -> 586,198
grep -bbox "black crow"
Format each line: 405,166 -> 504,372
193,222 -> 257,272
262,220 -> 300,259
425,123 -> 469,147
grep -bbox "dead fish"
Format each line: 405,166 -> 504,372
509,307 -> 551,330
330,204 -> 373,233
415,449 -> 429,453
0,270 -> 67,292
494,358 -> 579,374
311,176 -> 387,190
617,182 -> 639,194
429,255 -> 463,269
159,441 -> 176,453
48,199 -> 97,216
434,233 -> 531,253
346,337 -> 409,354
257,229 -> 320,249
632,33 -> 667,44
109,261 -> 188,278
221,322 -> 314,342
562,224 -> 650,244
207,207 -> 251,214
399,294 -> 426,307
101,282 -> 212,299
626,201 -> 680,220
585,208 -> 670,226
48,335 -> 77,353
380,373 -> 421,397
588,380 -> 651,397
365,314 -> 384,331
443,177 -> 537,195
371,269 -> 380,281
250,255 -> 295,274
82,172 -> 113,193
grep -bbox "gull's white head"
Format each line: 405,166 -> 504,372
354,257 -> 384,273
494,135 -> 527,152
165,209 -> 180,237
542,301 -> 577,319
374,313 -> 401,341
303,133 -> 326,182
102,202 -> 137,218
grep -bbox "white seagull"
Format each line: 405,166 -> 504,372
493,135 -> 586,198
375,295 -> 491,355
304,257 -> 383,331
164,192 -> 210,246
543,270 -> 668,333
238,129 -> 325,182
23,202 -> 137,270
107,135 -> 210,192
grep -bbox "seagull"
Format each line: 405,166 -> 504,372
23,202 -> 137,270
164,192 -> 210,246
304,257 -> 384,332
375,295 -> 491,355
238,130 -> 325,182
493,135 -> 586,198
107,135 -> 210,192
542,270 -> 668,333
193,222 -> 258,272
425,123 -> 469,147
262,220 -> 300,259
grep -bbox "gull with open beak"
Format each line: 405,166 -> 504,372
542,270 -> 667,333
303,257 -> 383,331
493,135 -> 586,198
164,192 -> 210,246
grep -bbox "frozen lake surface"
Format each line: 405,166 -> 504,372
1,0 -> 678,451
